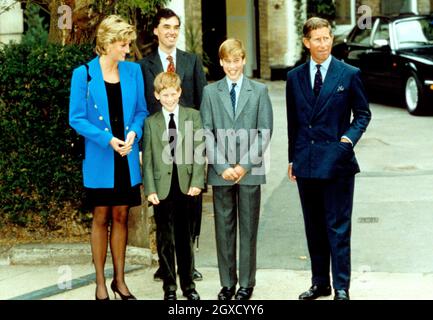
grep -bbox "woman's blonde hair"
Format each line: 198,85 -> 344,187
154,72 -> 181,94
95,15 -> 136,56
218,38 -> 246,60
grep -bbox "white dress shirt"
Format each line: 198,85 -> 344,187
309,55 -> 332,89
158,47 -> 177,72
162,105 -> 179,134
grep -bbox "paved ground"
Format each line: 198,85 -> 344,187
1,81 -> 433,301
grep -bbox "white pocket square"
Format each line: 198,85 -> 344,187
337,85 -> 345,92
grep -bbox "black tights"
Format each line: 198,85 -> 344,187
92,205 -> 131,298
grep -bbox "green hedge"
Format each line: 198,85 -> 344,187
0,43 -> 94,225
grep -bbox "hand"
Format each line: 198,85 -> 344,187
340,137 -> 351,144
125,131 -> 136,147
221,168 -> 239,181
117,131 -> 135,157
233,165 -> 247,184
110,137 -> 127,156
147,193 -> 160,205
288,164 -> 296,182
187,187 -> 201,196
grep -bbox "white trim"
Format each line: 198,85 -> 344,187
410,0 -> 418,14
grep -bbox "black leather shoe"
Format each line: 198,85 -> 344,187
334,289 -> 350,300
183,289 -> 200,301
298,285 -> 332,300
153,268 -> 164,282
218,286 -> 236,300
192,269 -> 203,281
164,290 -> 177,300
235,287 -> 254,300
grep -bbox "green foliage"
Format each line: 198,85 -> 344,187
307,0 -> 336,23
0,42 -> 94,225
21,2 -> 48,46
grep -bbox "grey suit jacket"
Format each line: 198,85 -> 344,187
142,106 -> 205,200
138,49 -> 207,115
200,77 -> 273,186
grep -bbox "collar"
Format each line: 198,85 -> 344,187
310,55 -> 332,73
162,104 -> 179,120
158,47 -> 177,62
225,74 -> 244,91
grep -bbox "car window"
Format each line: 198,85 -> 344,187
395,18 -> 433,48
372,22 -> 389,42
350,26 -> 373,45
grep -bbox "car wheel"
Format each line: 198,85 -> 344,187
405,72 -> 425,115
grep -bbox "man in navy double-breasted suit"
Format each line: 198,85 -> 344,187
286,17 -> 371,301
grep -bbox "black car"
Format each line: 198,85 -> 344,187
332,14 -> 433,115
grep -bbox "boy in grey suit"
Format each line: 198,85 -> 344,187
200,39 -> 273,300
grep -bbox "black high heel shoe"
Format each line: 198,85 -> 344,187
110,280 -> 137,300
95,286 -> 110,300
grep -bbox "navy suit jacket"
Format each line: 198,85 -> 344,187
138,49 -> 207,115
286,57 -> 371,179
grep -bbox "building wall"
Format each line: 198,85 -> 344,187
258,0 -> 270,79
357,0 -> 431,15
226,0 -> 255,77
184,0 -> 203,55
0,0 -> 24,44
418,0 -> 431,13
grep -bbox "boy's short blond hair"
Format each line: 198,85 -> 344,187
154,72 -> 181,93
95,15 -> 137,56
218,38 -> 246,60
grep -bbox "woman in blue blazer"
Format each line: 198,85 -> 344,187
69,15 -> 148,300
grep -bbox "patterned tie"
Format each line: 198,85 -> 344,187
167,55 -> 175,73
230,83 -> 237,115
168,113 -> 177,159
313,64 -> 322,97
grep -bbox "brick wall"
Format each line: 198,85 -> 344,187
258,0 -> 270,79
418,0 -> 431,14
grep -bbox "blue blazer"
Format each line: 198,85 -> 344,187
286,57 -> 371,179
69,56 -> 149,188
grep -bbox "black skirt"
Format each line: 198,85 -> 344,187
84,81 -> 142,208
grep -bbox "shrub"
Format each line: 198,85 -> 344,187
0,42 -> 94,225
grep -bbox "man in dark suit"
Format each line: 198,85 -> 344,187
138,8 -> 207,282
286,17 -> 371,301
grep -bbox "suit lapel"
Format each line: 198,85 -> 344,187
217,79 -> 235,119
310,57 -> 343,121
234,78 -> 252,120
147,51 -> 164,77
177,106 -> 186,146
155,111 -> 169,150
118,62 -> 135,126
175,49 -> 186,82
298,62 -> 316,112
88,57 -> 110,130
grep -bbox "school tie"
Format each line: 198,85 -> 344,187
167,55 -> 175,73
313,64 -> 322,97
168,113 -> 177,159
230,83 -> 237,115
